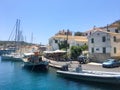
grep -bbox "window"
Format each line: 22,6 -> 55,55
91,48 -> 94,53
102,36 -> 106,42
55,40 -> 58,43
114,47 -> 116,54
113,36 -> 116,42
96,48 -> 99,51
97,33 -> 100,35
103,47 -> 106,53
90,32 -> 91,35
91,38 -> 94,43
115,29 -> 119,33
107,30 -> 110,32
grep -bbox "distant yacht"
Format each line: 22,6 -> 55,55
1,19 -> 24,61
1,52 -> 23,61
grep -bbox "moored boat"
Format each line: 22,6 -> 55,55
1,53 -> 23,61
1,19 -> 24,62
22,52 -> 49,70
57,66 -> 120,84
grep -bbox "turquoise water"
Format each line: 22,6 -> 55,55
0,57 -> 120,90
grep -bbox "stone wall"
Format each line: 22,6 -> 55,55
89,53 -> 111,63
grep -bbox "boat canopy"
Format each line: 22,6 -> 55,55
24,53 -> 34,56
44,50 -> 66,54
43,51 -> 54,54
53,50 -> 66,53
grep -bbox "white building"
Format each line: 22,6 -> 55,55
84,24 -> 120,37
48,35 -> 88,51
103,25 -> 120,33
88,30 -> 120,62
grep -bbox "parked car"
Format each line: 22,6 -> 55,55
102,59 -> 120,68
77,55 -> 89,64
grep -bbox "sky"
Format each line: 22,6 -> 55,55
0,0 -> 120,45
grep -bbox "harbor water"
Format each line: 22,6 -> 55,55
0,57 -> 120,90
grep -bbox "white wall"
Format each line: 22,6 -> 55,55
88,30 -> 120,59
110,34 -> 120,57
103,27 -> 120,33
88,31 -> 111,54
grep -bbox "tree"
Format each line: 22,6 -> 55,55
70,45 -> 88,59
70,46 -> 82,59
58,40 -> 69,50
80,44 -> 88,51
74,32 -> 84,36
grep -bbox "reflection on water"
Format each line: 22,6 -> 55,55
0,57 -> 120,90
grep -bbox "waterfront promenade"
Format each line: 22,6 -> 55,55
44,57 -> 120,72
82,63 -> 120,72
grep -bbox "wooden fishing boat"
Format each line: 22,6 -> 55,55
22,52 -> 49,70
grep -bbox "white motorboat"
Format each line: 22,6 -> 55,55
1,53 -> 23,61
57,67 -> 120,84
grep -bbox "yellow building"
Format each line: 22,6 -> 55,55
48,35 -> 88,51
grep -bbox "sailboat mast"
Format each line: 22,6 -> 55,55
31,32 -> 33,44
15,19 -> 21,50
16,19 -> 21,41
66,29 -> 68,59
15,19 -> 18,42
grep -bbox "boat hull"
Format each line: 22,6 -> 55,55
23,61 -> 49,70
1,56 -> 13,60
1,56 -> 22,62
57,70 -> 120,84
